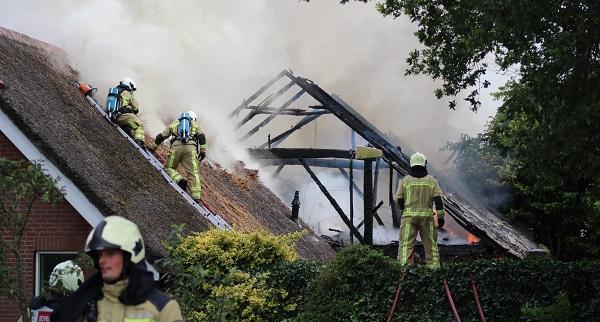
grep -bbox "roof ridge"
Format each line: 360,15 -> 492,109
0,27 -> 66,57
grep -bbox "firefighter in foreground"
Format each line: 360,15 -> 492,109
154,111 -> 207,203
395,152 -> 445,269
51,216 -> 183,321
115,77 -> 146,147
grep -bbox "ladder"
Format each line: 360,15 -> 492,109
79,84 -> 231,230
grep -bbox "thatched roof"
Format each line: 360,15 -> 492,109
0,27 -> 334,261
199,161 -> 334,261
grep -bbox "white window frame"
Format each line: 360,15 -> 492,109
34,251 -> 79,297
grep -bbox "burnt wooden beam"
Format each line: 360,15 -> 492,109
253,158 -> 378,169
349,158 -> 355,244
258,113 -> 322,149
373,201 -> 385,226
373,157 -> 380,208
229,70 -> 288,118
249,148 -> 353,160
363,159 -> 373,245
299,159 -> 364,243
236,80 -> 296,131
389,166 -> 400,228
272,165 -> 285,177
235,111 -> 258,129
338,168 -> 385,226
246,105 -> 328,112
284,73 -> 411,174
239,89 -> 306,142
244,106 -> 306,112
252,110 -> 330,116
356,200 -> 384,229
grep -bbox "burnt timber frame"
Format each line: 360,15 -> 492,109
231,70 -> 536,257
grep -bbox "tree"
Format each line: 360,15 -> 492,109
0,157 -> 64,320
374,1 -> 600,259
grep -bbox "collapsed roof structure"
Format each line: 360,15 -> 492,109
230,69 -> 537,258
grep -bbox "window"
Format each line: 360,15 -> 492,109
35,251 -> 79,296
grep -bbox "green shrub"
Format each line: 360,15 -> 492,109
296,245 -> 400,322
522,292 -> 572,322
265,260 -> 321,318
160,226 -> 315,321
298,245 -> 600,322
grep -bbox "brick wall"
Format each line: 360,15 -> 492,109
0,131 -> 24,160
0,130 -> 92,321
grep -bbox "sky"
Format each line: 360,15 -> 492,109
0,0 -> 505,239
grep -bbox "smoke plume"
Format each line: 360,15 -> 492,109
1,1 -> 499,240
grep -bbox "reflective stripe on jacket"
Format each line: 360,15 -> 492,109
395,174 -> 443,217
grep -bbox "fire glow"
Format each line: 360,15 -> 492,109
467,234 -> 480,244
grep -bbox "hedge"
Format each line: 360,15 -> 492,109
296,245 -> 600,322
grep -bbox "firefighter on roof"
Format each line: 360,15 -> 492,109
154,111 -> 207,203
395,152 -> 445,269
115,77 -> 146,147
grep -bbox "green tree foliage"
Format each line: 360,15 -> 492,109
488,84 -> 600,259
299,245 -> 600,321
160,226 -> 319,321
0,157 -> 64,320
377,0 -> 600,112
375,0 -> 600,259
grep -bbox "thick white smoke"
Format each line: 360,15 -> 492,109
1,1 -> 500,240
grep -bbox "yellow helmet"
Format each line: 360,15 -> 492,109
410,152 -> 427,167
84,216 -> 145,264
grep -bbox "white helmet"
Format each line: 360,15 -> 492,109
410,152 -> 427,168
186,111 -> 197,121
119,77 -> 136,91
85,216 -> 145,264
49,260 -> 84,292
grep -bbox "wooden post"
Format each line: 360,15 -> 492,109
363,159 -> 374,245
349,155 -> 354,245
389,165 -> 400,228
373,157 -> 380,209
299,159 -> 364,243
291,191 -> 300,222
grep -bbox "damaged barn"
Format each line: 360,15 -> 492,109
230,69 -> 538,260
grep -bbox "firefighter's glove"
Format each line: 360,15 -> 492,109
147,142 -> 158,152
198,152 -> 206,161
177,179 -> 188,191
438,217 -> 445,228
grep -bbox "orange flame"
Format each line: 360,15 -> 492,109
467,234 -> 480,244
